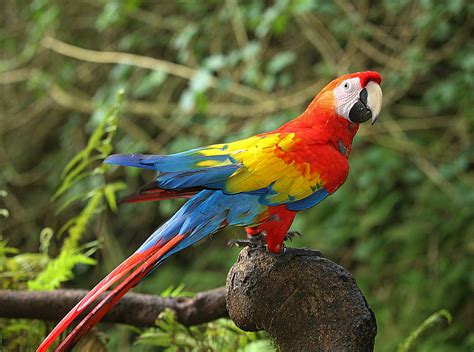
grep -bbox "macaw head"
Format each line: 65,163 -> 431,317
309,71 -> 383,125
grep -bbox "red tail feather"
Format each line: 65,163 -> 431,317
37,235 -> 185,352
119,182 -> 200,204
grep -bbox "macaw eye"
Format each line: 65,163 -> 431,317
343,81 -> 350,91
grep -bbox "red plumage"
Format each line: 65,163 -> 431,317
119,182 -> 200,204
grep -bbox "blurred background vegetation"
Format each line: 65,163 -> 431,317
0,0 -> 473,351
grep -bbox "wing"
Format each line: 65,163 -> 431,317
105,133 -> 333,210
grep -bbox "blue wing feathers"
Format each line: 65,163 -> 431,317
105,151 -> 233,172
148,154 -> 232,173
105,152 -> 330,211
105,154 -> 155,170
105,151 -> 239,190
137,190 -> 264,255
156,165 -> 240,189
286,188 -> 330,211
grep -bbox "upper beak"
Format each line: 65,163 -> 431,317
348,81 -> 383,124
366,81 -> 383,125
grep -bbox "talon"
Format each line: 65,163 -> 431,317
228,239 -> 251,247
285,230 -> 302,241
267,245 -> 287,256
246,232 -> 267,246
227,237 -> 266,249
248,231 -> 266,239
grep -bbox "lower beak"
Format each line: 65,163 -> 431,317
349,82 -> 383,124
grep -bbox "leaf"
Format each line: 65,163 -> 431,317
133,70 -> 168,98
267,51 -> 296,73
103,182 -> 127,212
398,310 -> 453,352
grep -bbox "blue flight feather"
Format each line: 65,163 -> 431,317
139,190 -> 266,281
286,188 -> 330,211
146,154 -> 231,173
138,190 -> 264,254
105,151 -> 235,174
156,165 -> 240,189
104,154 -> 155,170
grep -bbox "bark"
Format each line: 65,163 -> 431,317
0,287 -> 227,327
226,247 -> 377,352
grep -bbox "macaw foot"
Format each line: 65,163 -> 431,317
228,233 -> 266,248
285,230 -> 302,242
267,246 -> 288,256
264,231 -> 301,256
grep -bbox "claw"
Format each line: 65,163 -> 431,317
228,231 -> 268,249
228,239 -> 252,248
285,230 -> 302,242
227,238 -> 265,248
247,232 -> 266,244
268,246 -> 287,256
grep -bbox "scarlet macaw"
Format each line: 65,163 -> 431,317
38,71 -> 383,351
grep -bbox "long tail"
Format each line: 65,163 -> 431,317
38,190 -> 228,351
119,182 -> 200,205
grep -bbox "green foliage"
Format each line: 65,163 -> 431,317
0,89 -> 126,349
398,310 -> 452,352
137,311 -> 272,352
135,284 -> 273,352
29,89 -> 126,291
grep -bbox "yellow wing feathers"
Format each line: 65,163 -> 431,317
197,134 -> 322,203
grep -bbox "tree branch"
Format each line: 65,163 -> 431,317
0,287 -> 227,327
41,36 -> 268,102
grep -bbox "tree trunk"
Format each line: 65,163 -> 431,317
226,247 -> 377,351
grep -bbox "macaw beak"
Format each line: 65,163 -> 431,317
349,81 -> 383,124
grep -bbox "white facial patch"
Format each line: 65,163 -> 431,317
334,77 -> 362,121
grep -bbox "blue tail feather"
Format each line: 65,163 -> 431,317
137,190 -> 264,255
104,154 -> 155,170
